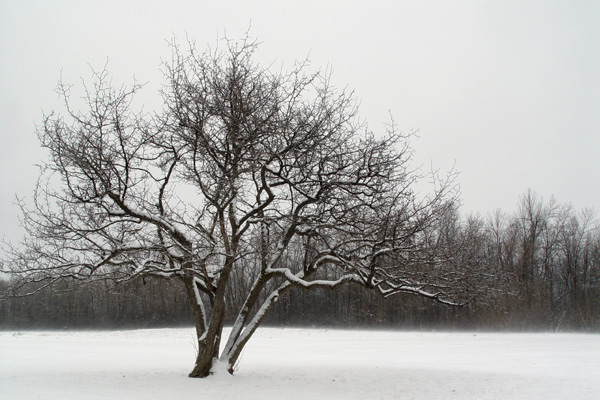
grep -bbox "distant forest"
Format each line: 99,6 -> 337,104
2,191 -> 598,331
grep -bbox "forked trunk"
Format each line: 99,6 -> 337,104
188,312 -> 226,378
183,274 -> 231,378
183,276 -> 221,378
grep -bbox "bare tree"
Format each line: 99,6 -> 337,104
4,36 -> 468,377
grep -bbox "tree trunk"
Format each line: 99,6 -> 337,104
187,309 -> 226,378
183,276 -> 220,378
183,259 -> 234,378
189,349 -> 217,378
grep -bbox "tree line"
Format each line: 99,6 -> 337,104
3,190 -> 598,331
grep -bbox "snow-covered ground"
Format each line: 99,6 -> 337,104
1,328 -> 598,399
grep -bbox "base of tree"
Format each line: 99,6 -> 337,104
188,365 -> 212,378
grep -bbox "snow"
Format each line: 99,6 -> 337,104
1,328 -> 598,399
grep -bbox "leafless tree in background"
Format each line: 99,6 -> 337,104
3,36 -> 472,377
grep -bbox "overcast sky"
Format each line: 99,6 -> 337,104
1,0 -> 599,242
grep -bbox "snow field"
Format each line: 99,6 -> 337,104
1,328 -> 598,399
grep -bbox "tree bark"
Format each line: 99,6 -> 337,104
183,276 -> 219,378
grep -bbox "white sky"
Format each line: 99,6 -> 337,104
1,0 -> 599,242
